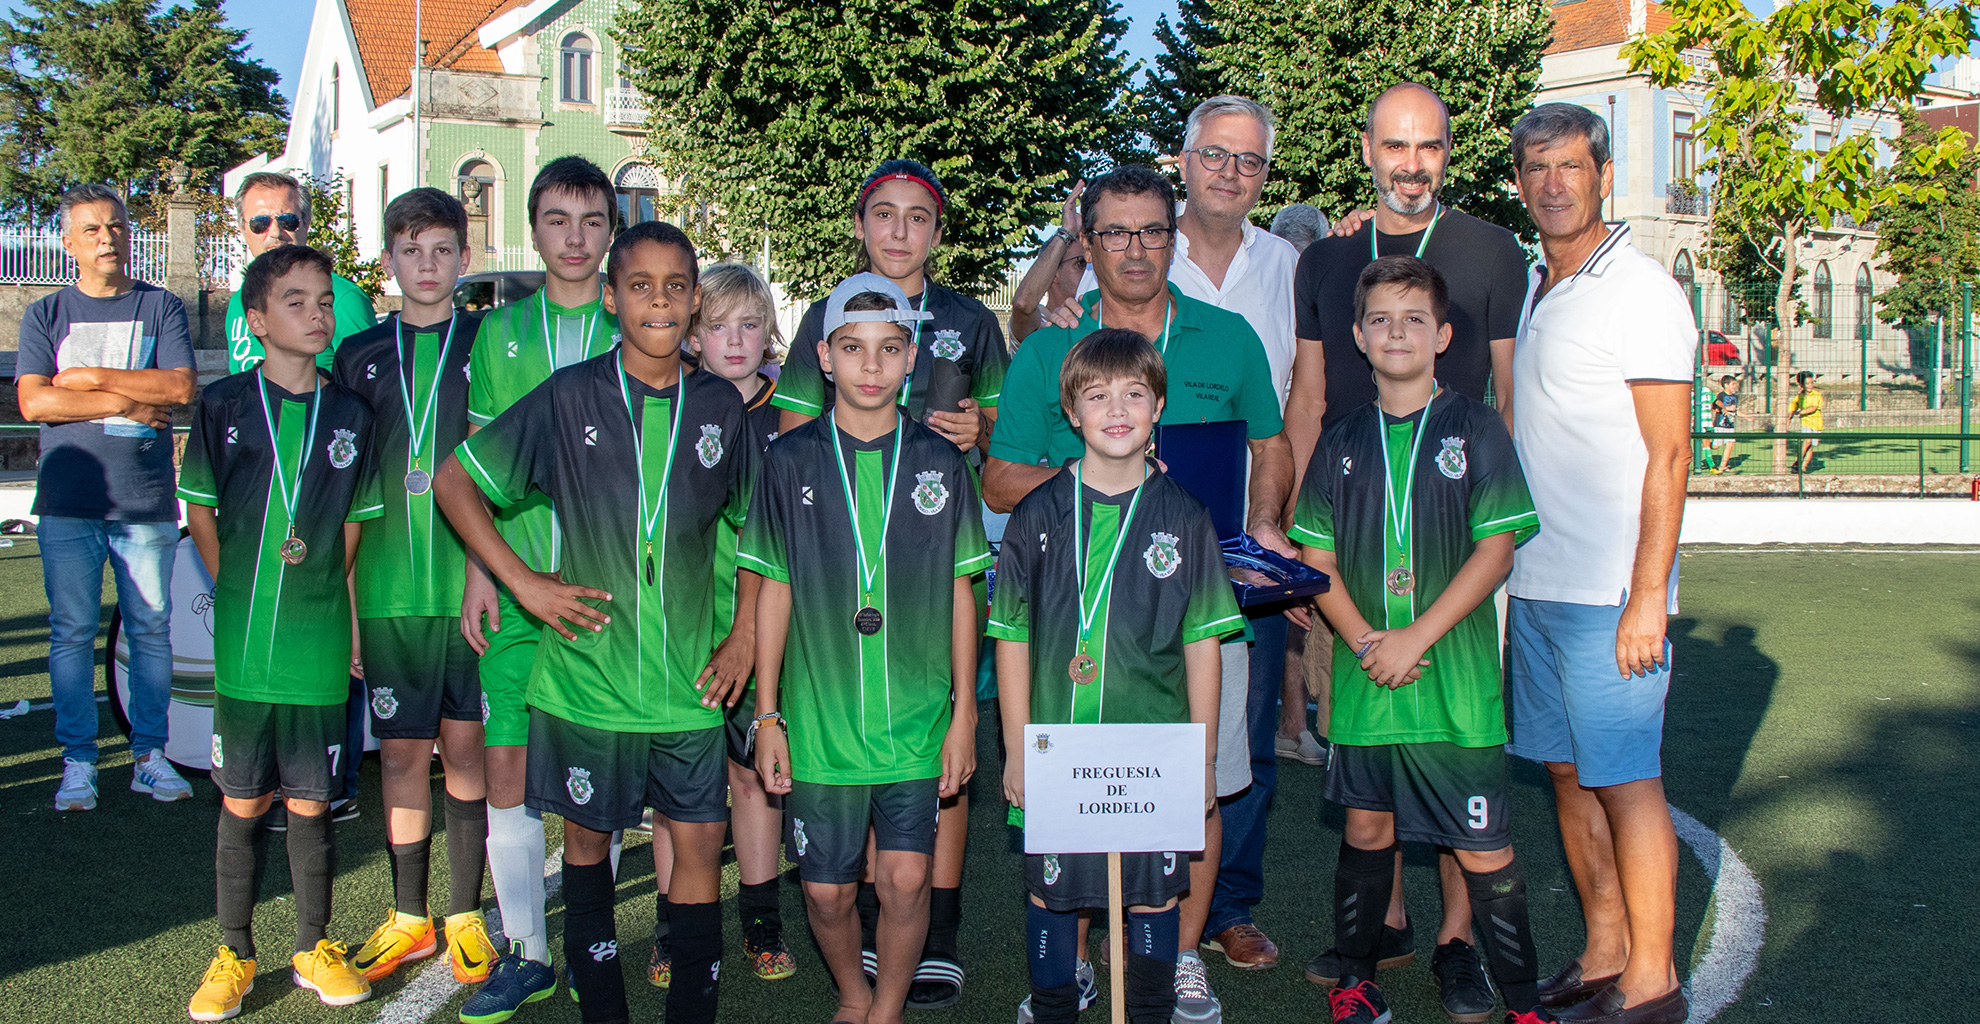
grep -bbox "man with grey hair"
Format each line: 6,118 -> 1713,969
1268,203 -> 1328,253
16,183 -> 197,810
1506,101 -> 1692,1024
225,170 -> 378,373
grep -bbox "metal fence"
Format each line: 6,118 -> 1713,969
0,228 -> 172,285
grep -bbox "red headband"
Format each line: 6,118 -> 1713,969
857,172 -> 943,217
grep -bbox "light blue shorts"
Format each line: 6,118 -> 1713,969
1506,597 -> 1670,787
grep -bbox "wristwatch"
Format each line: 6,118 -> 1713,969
1051,228 -> 1076,247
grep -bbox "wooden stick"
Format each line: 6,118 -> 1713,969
1108,850 -> 1126,1024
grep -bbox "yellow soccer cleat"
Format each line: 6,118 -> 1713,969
446,910 -> 498,984
292,940 -> 372,1006
188,946 -> 255,1021
352,909 -> 438,980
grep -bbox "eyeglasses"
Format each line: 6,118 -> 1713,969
1185,146 -> 1270,177
247,213 -> 302,235
1087,227 -> 1175,252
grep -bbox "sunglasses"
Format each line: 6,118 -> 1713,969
247,213 -> 302,235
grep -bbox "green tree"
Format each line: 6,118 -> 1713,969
1628,0 -> 1975,464
616,0 -> 1141,299
0,0 -> 287,222
301,173 -> 385,300
1156,0 -> 1550,231
1873,106 -> 1980,332
1143,0 -> 1224,156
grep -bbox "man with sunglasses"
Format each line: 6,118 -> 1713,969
226,171 -> 379,374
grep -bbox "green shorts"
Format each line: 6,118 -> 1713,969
478,590 -> 544,747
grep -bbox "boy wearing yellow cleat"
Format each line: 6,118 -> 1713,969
181,245 -> 379,1018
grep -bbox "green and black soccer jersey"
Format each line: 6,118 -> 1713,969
712,375 -> 786,634
333,312 -> 480,618
987,468 -> 1242,726
738,415 -> 992,785
1290,391 -> 1539,747
772,281 -> 1009,421
456,354 -> 753,733
177,371 -> 382,705
466,288 -> 618,572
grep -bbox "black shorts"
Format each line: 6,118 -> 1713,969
211,695 -> 345,802
787,778 -> 940,884
1323,741 -> 1510,850
1026,850 -> 1190,913
724,684 -> 756,768
359,616 -> 481,739
524,709 -> 729,833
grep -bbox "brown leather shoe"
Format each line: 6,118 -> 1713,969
1201,923 -> 1279,970
1551,983 -> 1688,1024
1538,958 -> 1622,1008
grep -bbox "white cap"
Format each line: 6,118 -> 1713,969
821,272 -> 932,338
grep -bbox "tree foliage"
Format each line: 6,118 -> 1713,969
0,0 -> 287,223
615,0 -> 1141,299
1142,0 -> 1223,157
1873,106 -> 1980,328
1142,0 -> 1552,232
302,173 -> 385,300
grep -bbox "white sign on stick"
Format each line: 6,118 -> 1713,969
1022,722 -> 1206,855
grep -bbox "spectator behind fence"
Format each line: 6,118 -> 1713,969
14,183 -> 198,811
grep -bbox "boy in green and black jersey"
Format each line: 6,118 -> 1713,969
453,155 -> 620,1020
743,272 -> 990,1024
181,245 -> 381,1020
436,221 -> 757,1024
990,328 -> 1241,1024
1290,257 -> 1547,1024
331,188 -> 497,986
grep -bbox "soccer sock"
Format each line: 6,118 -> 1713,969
562,859 -> 628,1024
653,887 -> 672,948
486,803 -> 548,964
444,793 -> 488,916
856,880 -> 881,955
286,808 -> 336,952
1335,840 -> 1397,985
215,807 -> 265,960
1126,951 -> 1179,1024
1126,904 -> 1181,964
736,877 -> 780,946
924,885 -> 961,960
1025,901 -> 1078,990
1463,860 -> 1542,1012
389,837 -> 432,918
666,900 -> 722,1024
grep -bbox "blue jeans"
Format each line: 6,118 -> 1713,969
1206,611 -> 1288,938
40,516 -> 177,763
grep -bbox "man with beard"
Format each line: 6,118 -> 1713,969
1282,82 -> 1530,1024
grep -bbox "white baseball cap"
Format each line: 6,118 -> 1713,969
822,272 -> 932,338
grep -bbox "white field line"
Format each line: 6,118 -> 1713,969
1671,804 -> 1766,1023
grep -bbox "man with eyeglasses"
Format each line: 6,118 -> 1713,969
226,170 -> 379,374
984,162 -> 1294,1024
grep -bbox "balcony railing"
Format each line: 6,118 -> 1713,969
1666,188 -> 1709,217
604,86 -> 648,129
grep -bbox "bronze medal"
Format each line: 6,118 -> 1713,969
404,468 -> 431,495
1068,652 -> 1098,685
280,534 -> 308,566
854,606 -> 884,636
1385,566 -> 1415,595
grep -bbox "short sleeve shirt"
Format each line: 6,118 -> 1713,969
1508,226 -> 1695,609
176,373 -> 381,704
455,355 -> 754,733
1293,208 -> 1529,430
227,273 -> 378,374
771,281 -> 1009,420
465,289 -> 619,573
1291,392 -> 1538,746
15,282 -> 194,521
989,283 -> 1284,470
738,416 -> 992,784
333,312 -> 480,618
987,469 -> 1242,726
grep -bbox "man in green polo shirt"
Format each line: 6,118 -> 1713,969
226,171 -> 379,374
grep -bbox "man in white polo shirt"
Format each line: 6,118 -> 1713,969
1505,103 -> 1694,1024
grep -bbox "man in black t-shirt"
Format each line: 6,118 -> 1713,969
1281,83 -> 1529,1024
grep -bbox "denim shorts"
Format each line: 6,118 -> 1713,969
1506,597 -> 1670,787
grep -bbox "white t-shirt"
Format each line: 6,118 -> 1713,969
1508,225 -> 1696,609
1080,204 -> 1299,408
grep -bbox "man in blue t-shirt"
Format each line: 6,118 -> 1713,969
14,184 -> 198,812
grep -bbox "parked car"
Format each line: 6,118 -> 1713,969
454,270 -> 545,311
1704,330 -> 1741,366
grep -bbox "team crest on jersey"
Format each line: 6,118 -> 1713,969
931,329 -> 964,361
792,817 -> 810,856
210,734 -> 224,768
370,687 -> 398,719
566,766 -> 594,805
1436,437 -> 1467,479
328,428 -> 358,469
1144,532 -> 1181,579
913,470 -> 949,515
225,427 -> 239,445
697,424 -> 724,468
1043,854 -> 1062,885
